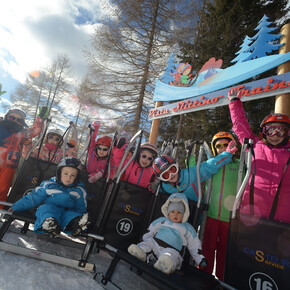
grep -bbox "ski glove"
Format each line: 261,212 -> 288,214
91,121 -> 101,130
37,106 -> 49,119
67,139 -> 76,148
198,258 -> 208,269
116,137 -> 127,149
228,88 -> 243,101
226,140 -> 238,155
88,171 -> 103,183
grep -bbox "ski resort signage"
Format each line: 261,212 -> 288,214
148,72 -> 290,120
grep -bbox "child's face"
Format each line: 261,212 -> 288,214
215,138 -> 230,155
97,145 -> 109,158
264,122 -> 288,146
47,134 -> 61,145
139,150 -> 154,168
168,210 -> 183,223
61,167 -> 78,186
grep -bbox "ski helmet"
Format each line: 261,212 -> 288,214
96,136 -> 112,147
140,142 -> 158,156
259,113 -> 290,144
153,155 -> 177,177
211,132 -> 234,156
46,128 -> 63,144
56,157 -> 83,186
4,108 -> 27,127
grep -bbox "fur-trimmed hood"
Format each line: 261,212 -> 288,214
161,193 -> 190,223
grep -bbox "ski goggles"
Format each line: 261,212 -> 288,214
215,143 -> 229,149
48,135 -> 61,142
97,146 -> 108,152
158,164 -> 179,182
141,154 -> 154,161
263,125 -> 288,138
8,115 -> 25,124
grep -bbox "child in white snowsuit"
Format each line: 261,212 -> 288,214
128,193 -> 207,275
10,157 -> 88,237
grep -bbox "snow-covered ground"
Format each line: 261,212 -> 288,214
0,220 -> 158,290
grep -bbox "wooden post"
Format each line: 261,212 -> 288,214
275,23 -> 290,115
149,101 -> 163,144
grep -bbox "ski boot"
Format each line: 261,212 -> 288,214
154,254 -> 174,275
41,217 -> 61,237
128,244 -> 146,262
66,213 -> 89,236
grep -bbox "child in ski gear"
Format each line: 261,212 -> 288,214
22,127 -> 77,163
228,88 -> 290,223
202,132 -> 240,281
0,107 -> 47,207
87,121 -> 114,183
10,157 -> 88,236
113,139 -> 158,190
152,141 -> 237,202
128,193 -> 207,275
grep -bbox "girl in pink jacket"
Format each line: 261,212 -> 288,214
113,140 -> 158,191
86,121 -> 114,183
228,89 -> 290,223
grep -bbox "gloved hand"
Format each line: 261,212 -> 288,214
116,137 -> 127,149
226,140 -> 238,155
37,106 -> 49,119
67,139 -> 76,148
88,171 -> 103,183
228,88 -> 243,101
198,258 -> 208,269
91,121 -> 101,130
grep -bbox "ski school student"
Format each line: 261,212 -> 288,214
228,88 -> 290,223
9,157 -> 88,237
86,121 -> 115,183
0,107 -> 48,207
202,132 -> 240,281
128,193 -> 207,275
22,127 -> 77,164
113,138 -> 158,191
152,141 -> 237,202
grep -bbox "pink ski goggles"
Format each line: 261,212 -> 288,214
263,125 -> 289,138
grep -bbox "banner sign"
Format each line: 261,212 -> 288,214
148,72 -> 290,120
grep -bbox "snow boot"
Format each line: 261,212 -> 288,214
41,217 -> 61,237
154,254 -> 174,275
67,213 -> 89,236
128,244 -> 146,262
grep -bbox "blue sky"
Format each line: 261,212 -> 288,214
0,0 -> 110,113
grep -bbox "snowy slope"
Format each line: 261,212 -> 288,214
0,222 -> 158,290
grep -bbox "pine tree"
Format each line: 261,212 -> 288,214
244,15 -> 283,61
231,35 -> 253,63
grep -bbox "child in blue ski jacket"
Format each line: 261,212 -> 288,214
10,157 -> 88,236
152,141 -> 237,202
128,193 -> 207,274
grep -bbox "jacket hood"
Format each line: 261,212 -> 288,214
161,193 -> 190,223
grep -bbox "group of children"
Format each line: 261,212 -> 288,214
0,88 -> 289,279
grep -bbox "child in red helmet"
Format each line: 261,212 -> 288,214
113,139 -> 158,191
87,121 -> 114,183
228,89 -> 290,223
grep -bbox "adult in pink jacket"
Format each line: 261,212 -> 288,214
228,89 -> 290,223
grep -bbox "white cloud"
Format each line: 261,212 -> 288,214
0,0 -> 106,85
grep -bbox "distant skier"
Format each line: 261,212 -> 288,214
128,193 -> 207,275
9,157 -> 88,237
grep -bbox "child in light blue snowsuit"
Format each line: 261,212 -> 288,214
128,193 -> 207,274
10,157 -> 88,236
